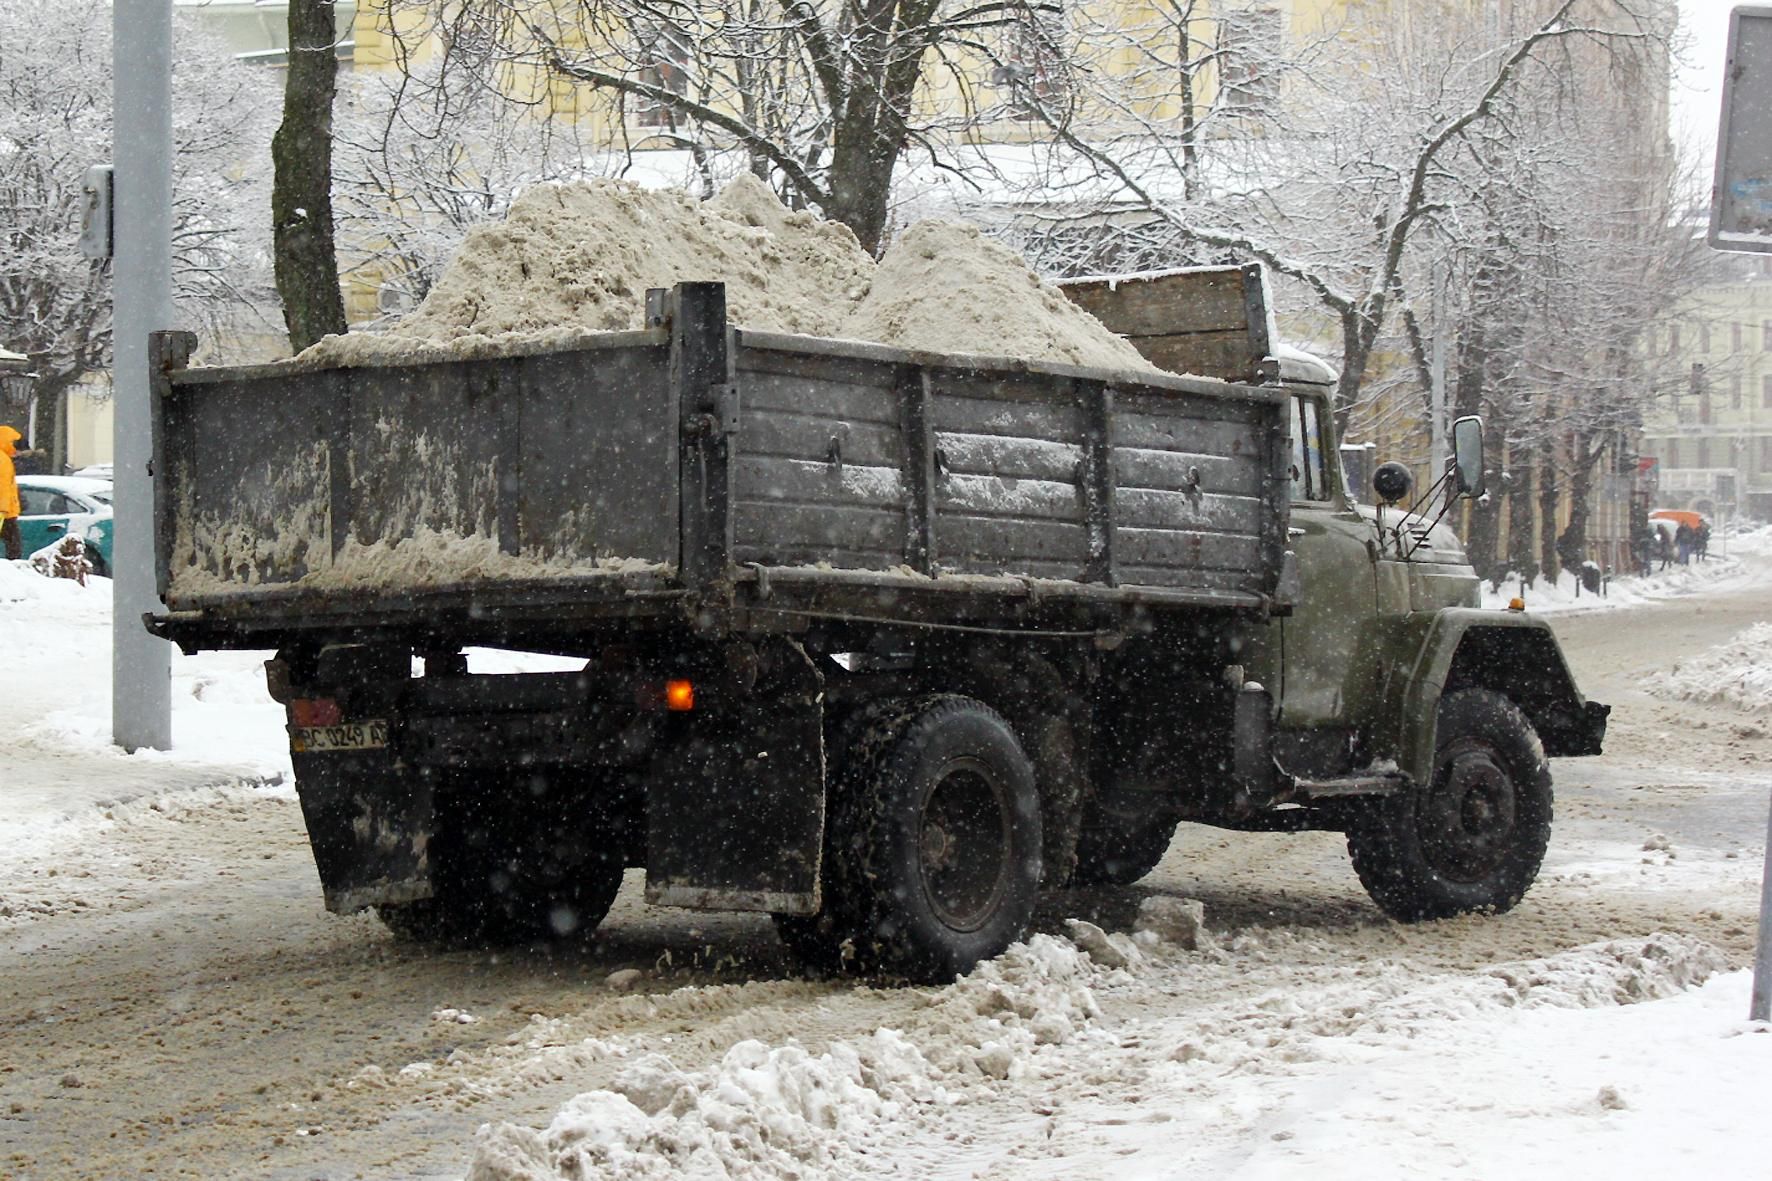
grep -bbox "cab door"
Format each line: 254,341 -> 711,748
1276,395 -> 1377,731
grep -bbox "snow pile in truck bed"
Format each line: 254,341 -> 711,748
847,220 -> 1156,373
300,174 -> 1157,376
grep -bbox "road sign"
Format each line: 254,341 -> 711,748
1712,7 -> 1772,252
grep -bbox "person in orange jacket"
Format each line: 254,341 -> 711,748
2,425 -> 25,560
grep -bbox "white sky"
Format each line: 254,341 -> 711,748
1672,0 -> 1738,173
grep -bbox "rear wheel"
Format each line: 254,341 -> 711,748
1346,690 -> 1552,921
775,695 -> 1042,981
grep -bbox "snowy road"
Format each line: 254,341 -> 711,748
2,554 -> 1769,1180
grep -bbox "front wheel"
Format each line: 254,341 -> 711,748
1346,690 -> 1552,921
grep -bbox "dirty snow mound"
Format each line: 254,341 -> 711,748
305,176 -> 876,366
1647,621 -> 1772,713
465,1031 -> 933,1181
299,179 -> 1154,377
465,934 -> 1121,1180
844,221 -> 1159,374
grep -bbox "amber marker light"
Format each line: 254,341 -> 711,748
665,679 -> 696,711
290,698 -> 343,727
1508,597 -> 1526,612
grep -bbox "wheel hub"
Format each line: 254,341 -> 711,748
1420,739 -> 1517,882
919,760 -> 1012,933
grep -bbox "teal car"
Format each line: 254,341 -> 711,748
16,475 -> 114,575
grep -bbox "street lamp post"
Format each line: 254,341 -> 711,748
111,0 -> 174,751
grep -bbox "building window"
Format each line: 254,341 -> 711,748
1700,322 -> 1712,353
1763,373 -> 1772,408
1735,322 -> 1745,351
992,11 -> 1070,120
1666,439 -> 1680,467
1762,437 -> 1772,471
1697,438 -> 1711,467
1733,376 -> 1743,409
631,20 -> 691,128
1764,320 -> 1772,350
1668,324 -> 1681,354
1701,390 -> 1713,424
1217,7 -> 1283,118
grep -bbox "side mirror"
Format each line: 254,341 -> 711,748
1452,415 -> 1485,498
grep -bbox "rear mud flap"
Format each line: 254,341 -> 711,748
646,644 -> 825,915
290,749 -> 435,913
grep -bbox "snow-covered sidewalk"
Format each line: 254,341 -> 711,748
0,561 -> 292,859
1479,526 -> 1772,615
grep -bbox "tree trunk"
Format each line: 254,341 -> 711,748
1451,322 -> 1501,582
1537,434 -> 1560,578
271,0 -> 346,353
1560,432 -> 1600,577
1507,439 -> 1537,586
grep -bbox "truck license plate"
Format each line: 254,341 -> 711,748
292,719 -> 389,753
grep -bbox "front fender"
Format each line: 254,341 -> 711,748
1370,608 -> 1608,788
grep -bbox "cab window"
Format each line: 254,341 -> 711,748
1289,396 -> 1332,502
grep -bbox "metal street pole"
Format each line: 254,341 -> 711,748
1753,786 -> 1772,1022
111,0 -> 173,751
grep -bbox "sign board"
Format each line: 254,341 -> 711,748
1712,7 -> 1772,252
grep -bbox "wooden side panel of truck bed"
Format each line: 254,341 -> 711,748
150,286 -> 1292,641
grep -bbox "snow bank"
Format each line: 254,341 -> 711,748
464,912 -> 1743,1181
465,934 -> 1112,1180
1479,526 -> 1770,615
1648,621 -> 1772,713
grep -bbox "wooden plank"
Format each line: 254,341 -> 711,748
1114,450 -> 1265,498
741,406 -> 903,469
939,473 -> 1084,522
734,456 -> 905,510
738,357 -> 900,419
1115,526 -> 1264,572
933,430 -> 1082,483
939,515 -> 1088,573
1115,488 -> 1264,534
1115,387 -> 1267,427
732,502 -> 906,564
932,391 -> 1082,441
1116,564 -> 1261,594
1131,334 -> 1262,383
1061,268 -> 1252,338
1110,410 -> 1264,457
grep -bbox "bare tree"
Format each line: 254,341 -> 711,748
273,0 -> 349,351
0,0 -> 275,458
363,0 -> 1081,254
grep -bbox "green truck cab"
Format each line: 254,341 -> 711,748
1067,268 -> 1607,921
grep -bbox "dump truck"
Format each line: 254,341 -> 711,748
145,267 -> 1607,980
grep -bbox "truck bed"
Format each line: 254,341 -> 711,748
149,283 -> 1293,650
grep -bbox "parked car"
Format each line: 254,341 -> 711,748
70,463 -> 113,481
15,475 -> 114,575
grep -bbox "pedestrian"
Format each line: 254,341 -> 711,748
1675,521 -> 1694,566
1,425 -> 24,561
1656,527 -> 1672,571
1697,521 -> 1711,562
